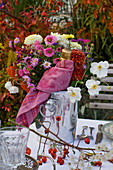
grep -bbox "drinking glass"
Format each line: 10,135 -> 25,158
0,126 -> 30,169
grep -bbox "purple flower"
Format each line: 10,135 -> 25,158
23,56 -> 32,64
44,47 -> 54,57
56,47 -> 61,52
27,83 -> 36,91
71,39 -> 77,42
9,41 -> 12,48
31,58 -> 39,67
22,75 -> 31,84
14,37 -> 20,44
44,35 -> 57,45
53,58 -> 60,64
78,38 -> 84,43
23,67 -> 30,74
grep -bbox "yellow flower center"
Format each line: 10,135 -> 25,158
15,38 -> 18,42
45,63 -> 49,66
92,84 -> 97,89
26,78 -> 28,81
30,85 -> 33,88
33,60 -> 35,63
97,65 -> 102,70
71,92 -> 76,97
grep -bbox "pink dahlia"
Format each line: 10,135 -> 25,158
53,58 -> 60,64
44,47 -> 54,57
35,45 -> 44,52
23,67 -> 30,74
18,69 -> 24,77
34,40 -> 39,46
56,47 -> 61,52
44,35 -> 57,45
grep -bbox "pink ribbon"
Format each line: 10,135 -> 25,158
16,60 -> 74,127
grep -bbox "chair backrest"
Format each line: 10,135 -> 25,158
89,63 -> 113,109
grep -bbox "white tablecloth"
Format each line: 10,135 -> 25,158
28,119 -> 113,170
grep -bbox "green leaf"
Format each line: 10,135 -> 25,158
33,112 -> 44,129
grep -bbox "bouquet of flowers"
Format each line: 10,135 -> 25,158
5,33 -> 93,94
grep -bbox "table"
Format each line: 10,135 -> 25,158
28,118 -> 113,170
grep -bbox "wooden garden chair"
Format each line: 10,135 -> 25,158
89,63 -> 113,119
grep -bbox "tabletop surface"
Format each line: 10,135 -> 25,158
28,118 -> 113,170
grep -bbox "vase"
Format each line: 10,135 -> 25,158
35,91 -> 78,143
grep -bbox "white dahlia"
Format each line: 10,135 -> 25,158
24,34 -> 43,46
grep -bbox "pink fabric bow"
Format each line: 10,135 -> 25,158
16,60 -> 74,127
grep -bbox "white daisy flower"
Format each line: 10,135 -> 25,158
85,79 -> 101,96
5,81 -> 12,90
9,86 -> 19,94
90,61 -> 109,78
67,86 -> 82,103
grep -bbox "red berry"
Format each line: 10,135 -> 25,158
57,157 -> 62,163
42,156 -> 47,163
56,116 -> 61,121
38,160 -> 42,165
94,161 -> 98,166
26,147 -> 31,155
52,153 -> 57,159
85,138 -> 90,144
60,159 -> 64,165
45,128 -> 49,134
48,148 -> 53,154
53,148 -> 57,153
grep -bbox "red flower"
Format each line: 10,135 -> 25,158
71,49 -> 85,81
56,116 -> 61,121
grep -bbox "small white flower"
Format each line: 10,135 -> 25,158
90,61 -> 109,78
67,86 -> 82,103
104,152 -> 111,159
85,79 -> 101,96
95,144 -> 101,151
5,81 -> 12,90
71,42 -> 82,50
9,86 -> 19,94
79,161 -> 84,167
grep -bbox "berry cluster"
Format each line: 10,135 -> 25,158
38,156 -> 47,165
48,147 -> 69,165
93,161 -> 102,166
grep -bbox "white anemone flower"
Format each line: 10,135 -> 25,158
5,81 -> 12,90
90,61 -> 109,78
24,34 -> 43,45
9,86 -> 19,94
85,79 -> 101,96
67,86 -> 82,103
